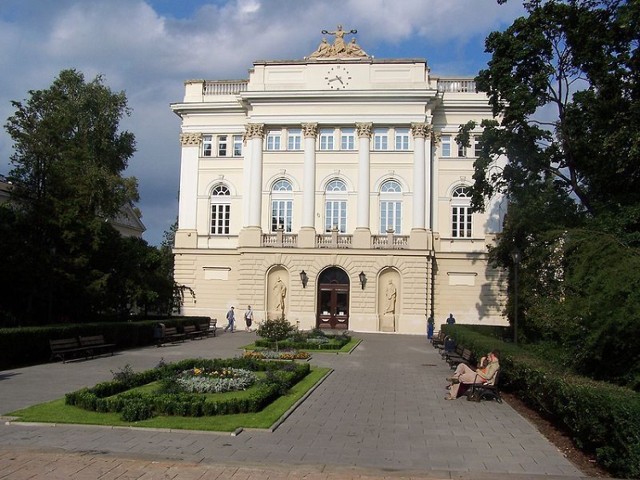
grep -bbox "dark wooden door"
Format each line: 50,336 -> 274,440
316,267 -> 350,329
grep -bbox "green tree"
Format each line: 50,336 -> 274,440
3,69 -> 138,323
463,0 -> 640,387
257,317 -> 294,351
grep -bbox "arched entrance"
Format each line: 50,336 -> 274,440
316,267 -> 349,330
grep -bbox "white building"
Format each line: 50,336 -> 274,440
171,29 -> 507,333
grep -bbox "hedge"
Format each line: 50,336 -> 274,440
65,357 -> 311,422
0,317 -> 211,370
443,325 -> 640,479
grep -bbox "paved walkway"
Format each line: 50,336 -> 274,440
0,332 -> 607,479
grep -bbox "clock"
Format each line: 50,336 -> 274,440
324,65 -> 351,89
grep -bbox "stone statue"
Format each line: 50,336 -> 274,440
308,24 -> 369,59
384,280 -> 397,314
346,38 -> 367,57
309,38 -> 332,58
273,276 -> 287,313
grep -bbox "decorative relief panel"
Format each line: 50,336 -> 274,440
180,133 -> 202,146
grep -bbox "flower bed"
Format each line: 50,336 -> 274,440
176,367 -> 257,393
243,350 -> 311,360
65,358 -> 310,422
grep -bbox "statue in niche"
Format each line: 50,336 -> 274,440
273,276 -> 287,313
384,279 -> 397,314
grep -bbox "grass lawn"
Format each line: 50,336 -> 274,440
244,337 -> 361,354
7,366 -> 331,432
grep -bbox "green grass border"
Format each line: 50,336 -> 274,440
6,367 -> 332,432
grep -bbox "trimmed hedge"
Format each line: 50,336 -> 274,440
443,325 -> 640,479
65,357 -> 311,422
0,317 -> 211,370
254,333 -> 351,351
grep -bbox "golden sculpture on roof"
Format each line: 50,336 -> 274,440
308,25 -> 369,59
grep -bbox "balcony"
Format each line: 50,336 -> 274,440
436,79 -> 477,93
262,231 -> 297,248
203,80 -> 248,96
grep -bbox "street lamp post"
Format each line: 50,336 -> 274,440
511,248 -> 522,345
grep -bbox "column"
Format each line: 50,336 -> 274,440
410,123 -> 430,230
431,130 -> 440,232
248,124 -> 265,227
239,124 -> 264,248
299,123 -> 318,248
176,133 -> 201,248
353,123 -> 372,248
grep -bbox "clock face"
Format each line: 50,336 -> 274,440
324,65 -> 351,89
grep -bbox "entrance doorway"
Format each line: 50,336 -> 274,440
316,267 -> 350,329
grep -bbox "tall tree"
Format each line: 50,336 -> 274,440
3,69 -> 138,322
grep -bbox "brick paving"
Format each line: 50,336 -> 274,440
0,332 -> 609,479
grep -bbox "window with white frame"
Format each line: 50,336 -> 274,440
473,136 -> 483,157
210,184 -> 231,235
218,135 -> 228,157
202,135 -> 213,157
233,135 -> 243,156
440,135 -> 452,157
457,141 -> 467,157
379,180 -> 402,234
324,179 -> 347,233
340,128 -> 355,150
287,128 -> 302,150
266,130 -> 281,151
271,179 -> 293,232
373,128 -> 389,150
451,185 -> 472,238
395,128 -> 410,150
319,128 -> 335,150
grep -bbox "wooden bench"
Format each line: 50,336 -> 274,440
197,319 -> 216,337
467,369 -> 503,403
156,326 -> 186,346
446,347 -> 475,369
431,331 -> 446,349
79,335 -> 116,359
49,338 -> 86,363
183,324 -> 205,340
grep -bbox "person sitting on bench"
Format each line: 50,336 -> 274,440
444,350 -> 500,400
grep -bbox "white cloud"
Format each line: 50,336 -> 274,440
0,0 -> 523,245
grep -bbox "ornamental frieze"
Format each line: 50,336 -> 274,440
179,133 -> 202,146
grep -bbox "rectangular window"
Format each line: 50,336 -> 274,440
287,129 -> 302,150
266,131 -> 281,151
319,128 -> 335,150
452,206 -> 472,238
374,128 -> 389,150
395,128 -> 410,150
457,142 -> 467,157
473,136 -> 483,157
210,204 -> 230,234
325,201 -> 347,233
340,128 -> 355,150
202,135 -> 213,157
441,135 -> 452,157
380,201 -> 402,234
271,200 -> 292,232
218,135 -> 228,157
233,135 -> 243,156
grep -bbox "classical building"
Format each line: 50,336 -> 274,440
171,28 -> 507,334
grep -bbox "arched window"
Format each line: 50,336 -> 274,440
210,184 -> 230,235
271,179 -> 293,232
451,185 -> 472,238
325,179 -> 347,233
380,180 -> 402,234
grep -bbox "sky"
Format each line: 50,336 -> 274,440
0,0 -> 525,246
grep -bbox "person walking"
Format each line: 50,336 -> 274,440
244,305 -> 254,332
224,306 -> 235,333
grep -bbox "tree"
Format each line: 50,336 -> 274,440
257,317 -> 294,351
2,69 -> 138,323
464,0 -> 640,388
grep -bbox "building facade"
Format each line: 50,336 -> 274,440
171,30 -> 507,334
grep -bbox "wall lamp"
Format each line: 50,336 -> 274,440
359,271 -> 367,290
300,270 -> 308,289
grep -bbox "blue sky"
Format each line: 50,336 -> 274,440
0,0 -> 524,245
